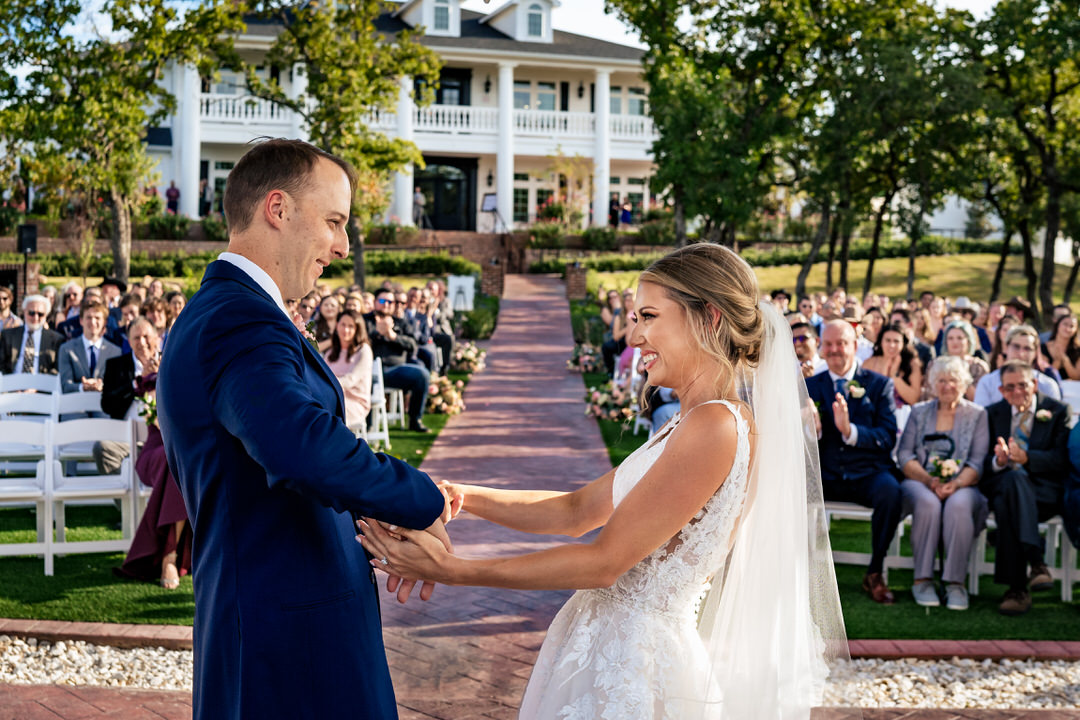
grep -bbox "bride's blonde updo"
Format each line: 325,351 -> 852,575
639,243 -> 765,396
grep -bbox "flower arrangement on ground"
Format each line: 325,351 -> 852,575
584,379 -> 636,423
568,343 -> 602,374
426,376 -> 466,416
450,342 -> 487,374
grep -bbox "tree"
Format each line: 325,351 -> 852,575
0,0 -> 243,284
231,0 -> 442,288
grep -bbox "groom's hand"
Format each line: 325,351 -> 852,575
379,519 -> 453,603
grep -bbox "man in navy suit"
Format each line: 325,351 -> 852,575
806,320 -> 902,604
982,361 -> 1070,615
158,139 -> 448,719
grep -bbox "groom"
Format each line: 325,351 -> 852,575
158,139 -> 447,719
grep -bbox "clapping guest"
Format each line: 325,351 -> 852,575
141,297 -> 171,347
973,325 -> 1062,406
981,360 -> 1071,615
941,320 -> 990,402
1041,313 -> 1080,381
365,287 -> 431,433
57,300 -> 120,394
862,323 -> 923,408
0,287 -> 21,330
988,315 -> 1018,370
313,294 -> 341,352
323,310 -> 373,430
897,356 -> 990,610
791,321 -> 827,378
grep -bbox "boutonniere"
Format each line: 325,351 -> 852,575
1035,409 -> 1052,422
846,379 -> 866,399
303,321 -> 320,351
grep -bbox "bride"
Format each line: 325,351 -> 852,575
359,243 -> 850,719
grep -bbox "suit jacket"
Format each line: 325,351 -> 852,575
806,366 -> 898,486
58,337 -> 121,393
158,260 -> 444,719
100,353 -> 138,420
364,311 -> 419,367
984,393 -> 1070,505
0,326 -> 64,375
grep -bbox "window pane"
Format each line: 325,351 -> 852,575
513,188 -> 529,223
536,188 -> 554,212
627,177 -> 646,185
537,86 -> 556,111
610,176 -> 621,184
513,172 -> 529,181
434,6 -> 449,30
442,87 -> 460,105
528,11 -> 542,36
609,91 -> 622,115
514,80 -> 531,109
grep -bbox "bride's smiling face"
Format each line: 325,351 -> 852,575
629,280 -> 711,390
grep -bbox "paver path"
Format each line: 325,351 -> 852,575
382,274 -> 611,719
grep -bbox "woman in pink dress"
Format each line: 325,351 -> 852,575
323,310 -> 373,430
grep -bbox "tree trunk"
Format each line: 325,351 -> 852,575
109,189 -> 132,284
862,194 -> 893,299
1039,187 -> 1062,327
1064,255 -> 1080,305
349,217 -> 365,289
990,226 -> 1012,302
1018,219 -> 1040,325
838,228 -> 852,292
722,224 -> 737,249
796,205 -> 830,298
825,221 -> 839,290
674,195 -> 687,247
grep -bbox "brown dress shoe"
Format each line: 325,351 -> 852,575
1028,564 -> 1054,592
862,572 -> 895,605
998,589 -> 1032,616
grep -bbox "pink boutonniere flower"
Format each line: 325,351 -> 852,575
1035,409 -> 1053,422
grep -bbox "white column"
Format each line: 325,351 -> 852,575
592,69 -> 611,227
177,63 -> 201,218
496,62 -> 516,232
643,175 -> 651,215
393,75 -> 416,226
289,63 -> 309,142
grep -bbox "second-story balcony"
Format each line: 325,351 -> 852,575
199,93 -> 656,158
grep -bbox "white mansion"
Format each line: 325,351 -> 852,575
151,0 -> 658,232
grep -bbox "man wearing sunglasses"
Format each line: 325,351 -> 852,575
0,294 -> 64,375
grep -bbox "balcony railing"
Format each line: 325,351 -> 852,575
203,97 -> 656,140
200,93 -> 290,125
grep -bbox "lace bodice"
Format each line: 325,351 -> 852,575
605,399 -> 751,621
519,399 -> 752,719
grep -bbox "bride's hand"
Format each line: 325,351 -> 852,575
358,517 -> 456,595
438,482 -> 465,521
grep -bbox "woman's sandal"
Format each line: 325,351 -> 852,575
161,552 -> 180,589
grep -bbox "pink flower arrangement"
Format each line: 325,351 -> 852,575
450,342 -> 487,374
567,343 -> 602,374
584,380 -> 636,424
426,375 -> 466,416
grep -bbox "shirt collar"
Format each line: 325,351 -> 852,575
82,335 -> 102,352
217,252 -> 291,320
828,362 -> 858,384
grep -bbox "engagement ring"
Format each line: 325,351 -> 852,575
380,556 -> 389,565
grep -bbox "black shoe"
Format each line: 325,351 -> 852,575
408,420 -> 431,434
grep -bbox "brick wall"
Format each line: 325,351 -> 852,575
0,262 -> 42,304
480,261 -> 505,298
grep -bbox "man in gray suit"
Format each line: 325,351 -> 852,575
58,299 -> 121,394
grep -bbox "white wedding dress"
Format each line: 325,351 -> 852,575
518,399 -> 750,720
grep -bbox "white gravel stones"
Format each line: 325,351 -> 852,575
1,633 -> 1078,708
823,657 -> 1080,708
0,635 -> 192,690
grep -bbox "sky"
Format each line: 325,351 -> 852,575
459,0 -> 999,49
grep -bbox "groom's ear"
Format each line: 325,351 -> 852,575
263,189 -> 289,230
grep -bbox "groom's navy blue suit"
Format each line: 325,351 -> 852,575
158,260 -> 444,719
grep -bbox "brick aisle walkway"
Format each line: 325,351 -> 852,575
382,274 -> 611,719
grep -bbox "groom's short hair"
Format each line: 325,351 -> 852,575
224,138 -> 358,235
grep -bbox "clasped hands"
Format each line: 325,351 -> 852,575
356,482 -> 465,604
993,436 -> 1028,467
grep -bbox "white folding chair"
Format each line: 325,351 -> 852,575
0,392 -> 55,421
0,420 -> 52,574
49,418 -> 135,561
1,374 -> 60,394
385,388 -> 407,429
364,358 -> 392,450
1059,380 -> 1080,426
54,392 -> 106,467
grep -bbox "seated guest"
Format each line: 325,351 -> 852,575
897,356 -> 990,610
365,287 -> 431,433
862,323 -> 923,408
323,310 -> 373,430
313,294 -> 341,353
807,320 -> 902,604
94,318 -> 161,475
642,385 -> 679,438
108,318 -> 190,589
940,320 -> 990,402
165,291 -> 186,322
988,315 -> 1019,370
600,290 -> 627,375
981,360 -> 1071,615
0,286 -> 22,330
57,300 -> 121,395
421,286 -> 455,373
0,294 -> 63,375
890,307 -> 935,370
1041,313 -> 1080,381
973,325 -> 1062,406
791,321 -> 827,378
1066,422 -> 1080,551
141,297 -> 171,347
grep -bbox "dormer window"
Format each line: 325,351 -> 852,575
434,0 -> 450,31
527,3 -> 543,37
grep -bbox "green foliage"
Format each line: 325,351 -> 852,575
366,221 -> 420,245
201,213 -> 229,243
146,213 -> 192,240
570,300 -> 608,346
537,200 -> 566,223
455,294 -> 500,340
361,252 -> 480,278
582,226 -> 618,251
528,222 -> 565,248
635,214 -> 676,246
0,203 -> 20,235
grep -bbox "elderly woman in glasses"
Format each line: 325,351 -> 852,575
897,355 -> 990,611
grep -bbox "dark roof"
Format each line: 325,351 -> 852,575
243,8 -> 644,62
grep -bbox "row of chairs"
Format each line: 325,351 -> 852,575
351,358 -> 405,450
0,418 -> 141,576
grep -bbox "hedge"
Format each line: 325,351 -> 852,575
528,236 -> 1017,274
3,250 -> 481,280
